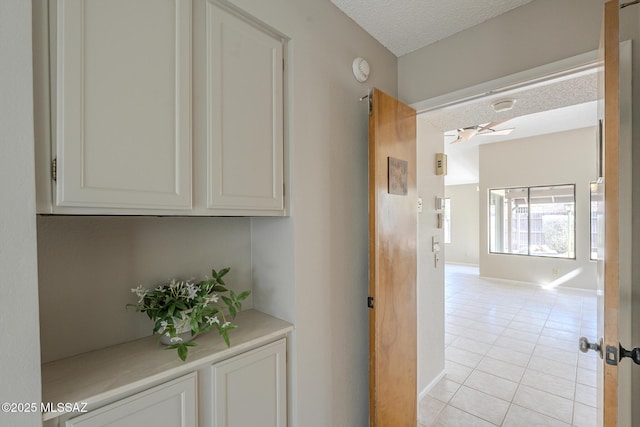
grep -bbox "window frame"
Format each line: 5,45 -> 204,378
488,184 -> 577,260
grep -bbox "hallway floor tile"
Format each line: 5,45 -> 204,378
420,264 -> 597,427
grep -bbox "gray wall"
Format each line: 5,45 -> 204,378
398,0 -> 604,104
234,1 -> 397,425
37,216 -> 254,362
0,1 -> 42,426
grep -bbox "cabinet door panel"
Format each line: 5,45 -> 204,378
55,0 -> 192,209
211,339 -> 286,427
206,2 -> 284,212
66,373 -> 197,427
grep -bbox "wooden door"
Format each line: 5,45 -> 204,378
368,88 -> 417,427
596,1 -> 620,426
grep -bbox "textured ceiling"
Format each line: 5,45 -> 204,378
424,68 -> 598,132
329,0 -> 534,56
419,68 -> 599,186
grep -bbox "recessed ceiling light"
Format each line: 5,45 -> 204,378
491,99 -> 516,112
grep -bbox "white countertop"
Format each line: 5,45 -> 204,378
41,309 -> 293,421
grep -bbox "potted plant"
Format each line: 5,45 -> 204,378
128,267 -> 250,361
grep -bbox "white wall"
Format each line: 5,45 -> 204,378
416,118 -> 445,395
444,184 -> 480,265
227,1 -> 398,426
398,0 -> 604,104
479,127 -> 598,290
37,216 -> 253,362
0,1 -> 42,426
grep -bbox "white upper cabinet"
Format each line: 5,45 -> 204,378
205,1 -> 284,213
53,0 -> 192,210
35,0 -> 287,216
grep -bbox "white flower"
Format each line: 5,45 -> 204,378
170,336 -> 183,344
158,320 -> 168,333
210,293 -> 219,303
205,316 -> 219,325
131,285 -> 148,303
155,286 -> 165,292
185,283 -> 198,301
222,321 -> 231,329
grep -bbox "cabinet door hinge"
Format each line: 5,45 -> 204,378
367,296 -> 374,309
52,158 -> 57,181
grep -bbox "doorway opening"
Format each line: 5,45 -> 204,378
414,54 -> 605,426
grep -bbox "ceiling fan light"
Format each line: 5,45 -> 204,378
491,99 -> 516,112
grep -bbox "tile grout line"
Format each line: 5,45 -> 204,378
424,264 -> 597,427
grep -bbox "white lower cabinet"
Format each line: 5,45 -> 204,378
65,373 -> 197,427
55,339 -> 287,427
209,339 -> 287,427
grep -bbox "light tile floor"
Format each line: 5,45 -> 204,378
419,264 -> 598,427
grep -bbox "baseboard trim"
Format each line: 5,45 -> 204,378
418,369 -> 446,401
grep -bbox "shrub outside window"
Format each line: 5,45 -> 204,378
489,185 -> 575,259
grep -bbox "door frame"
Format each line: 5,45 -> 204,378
410,43 -> 632,421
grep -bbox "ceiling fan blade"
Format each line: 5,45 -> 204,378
449,136 -> 463,144
478,127 -> 515,136
477,119 -> 510,133
458,128 -> 478,141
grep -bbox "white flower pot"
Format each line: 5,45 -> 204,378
159,313 -> 196,345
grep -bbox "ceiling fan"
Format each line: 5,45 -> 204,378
447,119 -> 515,143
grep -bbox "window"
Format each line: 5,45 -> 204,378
443,198 -> 451,244
489,185 -> 575,258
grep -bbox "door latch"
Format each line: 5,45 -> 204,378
619,344 -> 640,365
579,337 -> 603,358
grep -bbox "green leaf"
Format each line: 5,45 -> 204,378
237,290 -> 251,301
229,305 -> 237,319
222,331 -> 231,347
190,318 -> 199,333
218,267 -> 230,278
221,296 -> 233,307
177,344 -> 188,361
213,285 -> 228,293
